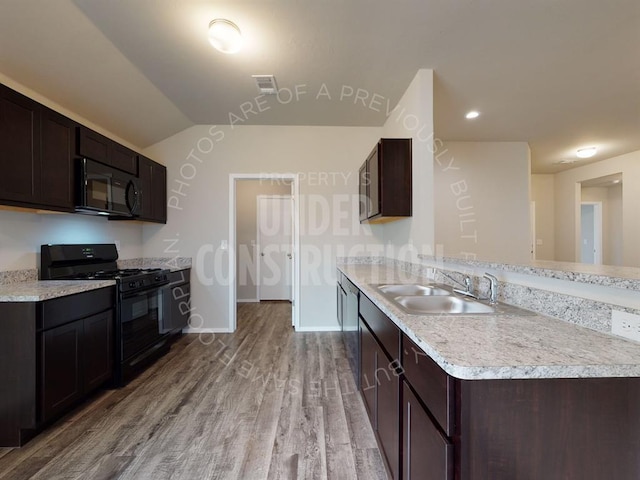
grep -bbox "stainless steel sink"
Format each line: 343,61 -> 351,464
376,283 -> 452,297
395,295 -> 496,315
372,282 -> 536,316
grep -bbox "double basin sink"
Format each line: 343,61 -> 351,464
375,283 -> 532,316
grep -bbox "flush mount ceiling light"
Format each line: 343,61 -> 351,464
208,19 -> 242,54
465,110 -> 480,119
576,146 -> 597,158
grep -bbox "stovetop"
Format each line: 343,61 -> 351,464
64,268 -> 164,280
40,244 -> 169,293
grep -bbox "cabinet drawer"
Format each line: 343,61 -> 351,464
39,287 -> 115,331
360,293 -> 400,360
402,334 -> 455,436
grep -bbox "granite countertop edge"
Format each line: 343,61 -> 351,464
339,264 -> 640,381
0,257 -> 192,302
0,280 -> 116,302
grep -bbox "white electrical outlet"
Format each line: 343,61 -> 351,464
611,310 -> 640,342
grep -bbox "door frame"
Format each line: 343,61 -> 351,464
580,201 -> 603,265
229,174 -> 300,331
256,194 -> 293,303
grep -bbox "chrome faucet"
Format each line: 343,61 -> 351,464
450,272 -> 499,304
483,273 -> 498,304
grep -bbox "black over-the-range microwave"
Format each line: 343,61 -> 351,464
76,158 -> 141,217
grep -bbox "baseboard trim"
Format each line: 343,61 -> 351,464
295,326 -> 342,332
237,298 -> 259,303
182,327 -> 232,334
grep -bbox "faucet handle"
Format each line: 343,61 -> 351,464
483,273 -> 498,304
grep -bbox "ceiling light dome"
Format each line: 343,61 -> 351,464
465,110 -> 480,119
576,147 -> 597,158
208,19 -> 242,54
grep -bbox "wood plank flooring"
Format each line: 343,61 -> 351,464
0,302 -> 387,480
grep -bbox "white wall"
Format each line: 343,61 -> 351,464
434,142 -> 531,263
142,125 -> 382,331
0,209 -> 142,270
554,149 -> 640,266
381,69 -> 435,261
531,174 -> 556,260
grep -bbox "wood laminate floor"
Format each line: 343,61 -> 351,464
0,302 -> 387,480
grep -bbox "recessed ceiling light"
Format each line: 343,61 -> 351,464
576,147 -> 597,158
208,19 -> 242,54
465,111 -> 480,119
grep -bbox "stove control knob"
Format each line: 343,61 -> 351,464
128,281 -> 136,288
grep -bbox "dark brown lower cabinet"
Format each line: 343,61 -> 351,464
360,318 -> 377,424
0,288 -> 115,446
360,317 -> 400,479
82,311 -> 114,392
41,320 -> 83,421
40,310 -> 113,423
402,382 -> 453,480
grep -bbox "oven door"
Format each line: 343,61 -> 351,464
120,286 -> 166,361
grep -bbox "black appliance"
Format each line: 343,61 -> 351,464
40,243 -> 173,387
76,158 -> 140,217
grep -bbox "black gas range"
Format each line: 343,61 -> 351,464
41,244 -> 176,387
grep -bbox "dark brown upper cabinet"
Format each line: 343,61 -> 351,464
77,126 -> 137,175
39,108 -> 77,210
0,84 -> 77,212
137,155 -> 167,223
0,84 -> 40,205
359,138 -> 412,224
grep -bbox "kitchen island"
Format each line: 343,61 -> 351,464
339,262 -> 640,480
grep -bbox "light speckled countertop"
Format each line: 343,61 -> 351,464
340,264 -> 640,380
0,280 -> 115,302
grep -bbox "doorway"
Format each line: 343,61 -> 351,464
229,174 -> 300,331
580,202 -> 602,264
257,195 -> 293,302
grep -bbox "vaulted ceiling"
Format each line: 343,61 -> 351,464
1,0 -> 638,173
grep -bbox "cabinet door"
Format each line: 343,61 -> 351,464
83,310 -> 113,392
40,320 -> 83,422
77,126 -> 137,175
358,162 -> 368,222
377,347 -> 400,479
39,108 -> 76,210
367,145 -> 380,218
138,156 -> 167,223
360,318 -> 377,425
110,142 -> 138,175
402,382 -> 453,480
151,161 -> 167,223
77,126 -> 110,165
0,85 -> 40,204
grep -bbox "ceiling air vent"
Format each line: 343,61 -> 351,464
252,75 -> 278,95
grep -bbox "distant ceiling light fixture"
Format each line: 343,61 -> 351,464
208,19 -> 242,54
553,158 -> 578,165
576,146 -> 597,158
465,110 -> 480,119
